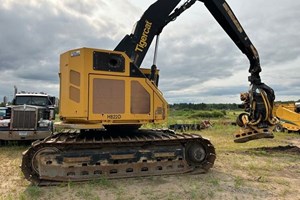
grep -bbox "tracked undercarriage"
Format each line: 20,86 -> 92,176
21,129 -> 216,186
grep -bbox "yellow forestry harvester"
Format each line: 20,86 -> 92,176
21,0 -> 277,185
273,102 -> 300,132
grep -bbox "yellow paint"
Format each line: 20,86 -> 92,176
59,48 -> 167,127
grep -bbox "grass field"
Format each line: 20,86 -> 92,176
0,111 -> 299,200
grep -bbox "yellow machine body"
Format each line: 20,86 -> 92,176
58,48 -> 167,128
273,103 -> 300,132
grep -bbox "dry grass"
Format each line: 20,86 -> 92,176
0,123 -> 299,200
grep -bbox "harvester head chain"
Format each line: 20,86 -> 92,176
21,129 -> 216,186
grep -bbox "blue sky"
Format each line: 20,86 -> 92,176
0,0 -> 299,103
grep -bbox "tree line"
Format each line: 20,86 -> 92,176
169,100 -> 300,111
169,103 -> 240,110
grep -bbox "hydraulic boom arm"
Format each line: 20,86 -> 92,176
196,1 -> 278,142
115,0 -> 278,142
199,0 -> 261,84
115,0 -> 261,84
114,0 -> 181,67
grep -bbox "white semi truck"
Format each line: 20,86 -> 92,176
0,92 -> 56,141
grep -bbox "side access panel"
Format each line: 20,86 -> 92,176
88,75 -> 160,124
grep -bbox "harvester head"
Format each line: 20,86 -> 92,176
234,83 -> 279,143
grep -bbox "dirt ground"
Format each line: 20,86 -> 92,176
0,129 -> 299,200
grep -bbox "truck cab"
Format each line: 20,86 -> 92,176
0,92 -> 56,141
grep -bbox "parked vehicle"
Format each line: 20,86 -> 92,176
0,92 -> 56,141
273,102 -> 300,133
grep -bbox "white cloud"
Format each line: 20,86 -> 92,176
0,0 -> 299,103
